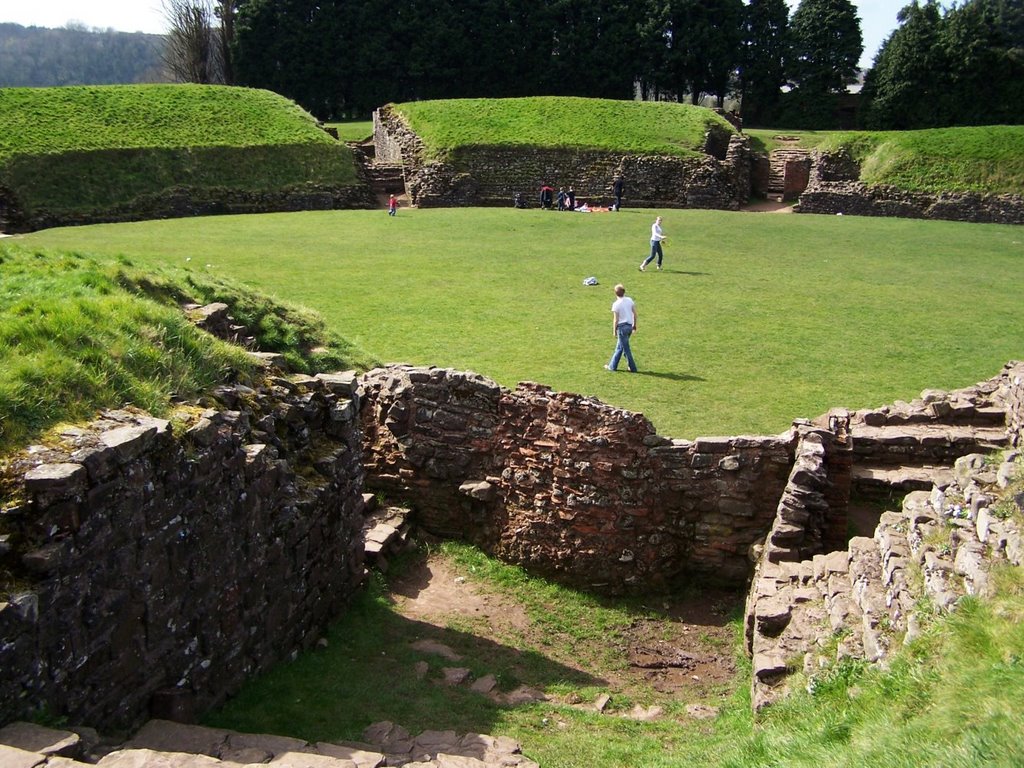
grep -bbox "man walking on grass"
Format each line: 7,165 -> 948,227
605,283 -> 638,372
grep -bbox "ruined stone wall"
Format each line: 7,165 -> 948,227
373,104 -> 750,210
796,149 -> 1024,224
0,374 -> 366,730
3,184 -> 375,234
359,366 -> 796,592
999,361 -> 1024,447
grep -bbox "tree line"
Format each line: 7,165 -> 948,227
0,23 -> 167,87
862,0 -> 1024,129
180,0 -> 860,125
202,0 -> 1019,128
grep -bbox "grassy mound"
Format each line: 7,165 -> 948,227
746,125 -> 1024,196
392,97 -> 735,161
822,126 -> 1024,195
0,85 -> 362,217
0,243 -> 377,453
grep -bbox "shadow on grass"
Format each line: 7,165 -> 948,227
203,579 -> 605,744
634,370 -> 705,382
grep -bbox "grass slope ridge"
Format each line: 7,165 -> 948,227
747,126 -> 1024,196
0,84 -> 338,159
393,97 -> 735,160
0,244 -> 377,453
824,126 -> 1024,196
0,85 -> 361,217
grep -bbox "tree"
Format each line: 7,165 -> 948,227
788,0 -> 862,94
659,0 -> 743,105
214,0 -> 240,85
861,1 -> 950,129
162,0 -> 222,83
942,0 -> 1024,124
861,0 -> 1024,128
738,0 -> 790,125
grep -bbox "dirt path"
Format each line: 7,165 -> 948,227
387,553 -> 741,707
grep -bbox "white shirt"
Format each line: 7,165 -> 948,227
651,221 -> 665,242
612,296 -> 635,326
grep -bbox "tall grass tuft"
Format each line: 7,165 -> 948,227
0,245 -> 376,453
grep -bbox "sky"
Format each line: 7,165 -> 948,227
2,0 -> 902,69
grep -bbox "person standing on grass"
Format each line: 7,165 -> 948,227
388,194 -> 398,216
612,176 -> 624,211
605,283 -> 638,373
640,216 -> 666,271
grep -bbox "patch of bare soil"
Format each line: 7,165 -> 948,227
387,553 -> 740,705
740,199 -> 794,213
389,557 -> 532,636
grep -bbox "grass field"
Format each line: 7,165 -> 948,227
17,207 -> 1024,440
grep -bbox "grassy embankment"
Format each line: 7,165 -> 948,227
0,84 -> 361,218
0,244 -> 376,453
392,96 -> 735,161
746,125 -> 1024,195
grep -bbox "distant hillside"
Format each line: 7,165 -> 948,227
0,22 -> 168,86
0,84 -> 370,230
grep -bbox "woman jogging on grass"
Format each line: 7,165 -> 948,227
640,216 -> 666,271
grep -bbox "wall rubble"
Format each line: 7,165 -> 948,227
0,373 -> 366,730
3,184 -> 375,234
3,355 -> 1022,729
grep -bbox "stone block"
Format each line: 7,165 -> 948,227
754,597 -> 792,636
0,723 -> 80,758
100,424 -> 160,464
314,743 -> 386,768
0,745 -> 46,768
24,463 -> 87,499
752,652 -> 788,681
97,750 -> 223,768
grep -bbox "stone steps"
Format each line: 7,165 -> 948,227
363,165 -> 406,195
0,720 -> 539,768
361,495 -> 414,572
747,448 -> 1022,710
850,463 -> 954,497
766,148 -> 810,198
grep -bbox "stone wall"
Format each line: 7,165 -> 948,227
373,104 -> 750,210
2,184 -> 375,234
359,366 -> 796,592
0,373 -> 366,730
796,149 -> 1024,224
743,361 -> 1023,710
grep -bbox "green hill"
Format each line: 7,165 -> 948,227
0,84 -> 365,228
392,96 -> 735,161
747,125 -> 1024,196
823,126 -> 1024,195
